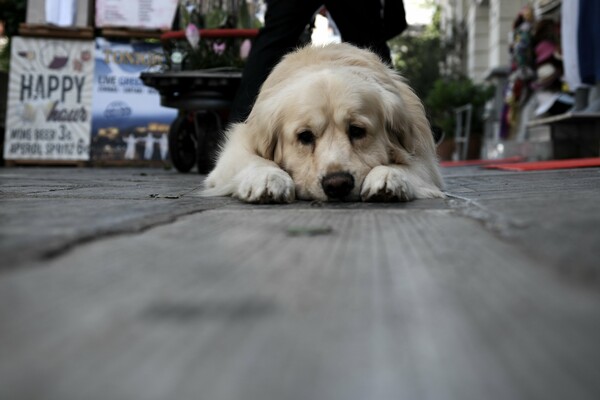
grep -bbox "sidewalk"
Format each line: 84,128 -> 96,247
1,165 -> 600,399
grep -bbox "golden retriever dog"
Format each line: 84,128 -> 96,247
203,43 -> 444,203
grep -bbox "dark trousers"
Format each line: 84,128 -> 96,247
229,0 -> 403,123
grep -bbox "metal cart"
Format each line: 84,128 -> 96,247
140,29 -> 258,173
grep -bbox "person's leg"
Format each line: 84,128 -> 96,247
324,0 -> 392,64
229,0 -> 321,123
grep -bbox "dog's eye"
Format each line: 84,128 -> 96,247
297,130 -> 315,145
348,125 -> 367,140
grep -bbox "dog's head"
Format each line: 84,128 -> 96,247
243,44 -> 437,201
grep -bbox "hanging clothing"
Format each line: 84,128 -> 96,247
561,0 -> 582,90
578,0 -> 600,84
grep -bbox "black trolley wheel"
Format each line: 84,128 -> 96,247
195,132 -> 214,174
194,111 -> 222,175
168,113 -> 196,173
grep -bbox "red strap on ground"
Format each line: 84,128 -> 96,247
440,156 -> 524,167
484,157 -> 600,171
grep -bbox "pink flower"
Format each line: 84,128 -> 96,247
240,39 -> 252,59
185,24 -> 200,49
213,42 -> 226,55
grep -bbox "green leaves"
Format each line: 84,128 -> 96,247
424,78 -> 494,137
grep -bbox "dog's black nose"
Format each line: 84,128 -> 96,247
321,172 -> 354,199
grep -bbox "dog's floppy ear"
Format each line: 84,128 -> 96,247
380,75 -> 436,164
244,94 -> 282,162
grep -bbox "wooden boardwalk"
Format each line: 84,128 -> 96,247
1,166 -> 599,399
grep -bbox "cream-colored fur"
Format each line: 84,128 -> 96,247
203,43 -> 444,203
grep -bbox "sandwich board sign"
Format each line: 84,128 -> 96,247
90,38 -> 176,163
4,37 -> 94,161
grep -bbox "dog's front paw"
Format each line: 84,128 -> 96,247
236,166 -> 295,203
360,166 -> 415,202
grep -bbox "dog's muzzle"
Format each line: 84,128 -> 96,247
321,172 -> 354,200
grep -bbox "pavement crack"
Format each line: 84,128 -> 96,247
22,208 -> 211,269
445,192 -> 529,238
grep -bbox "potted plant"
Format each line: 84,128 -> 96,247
425,77 -> 494,160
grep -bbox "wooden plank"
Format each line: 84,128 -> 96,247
4,159 -> 88,167
18,23 -> 94,39
5,160 -> 168,168
1,208 -> 599,400
100,28 -> 165,39
0,168 -> 218,269
444,168 -> 600,277
89,159 -> 171,168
